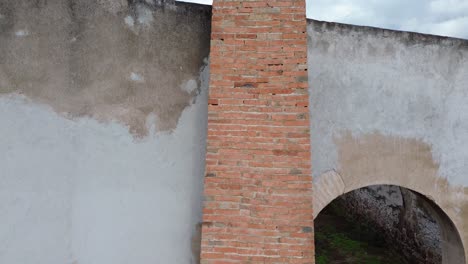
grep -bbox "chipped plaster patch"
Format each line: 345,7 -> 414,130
130,72 -> 144,83
124,16 -> 135,28
136,5 -> 154,25
15,30 -> 29,37
181,79 -> 198,94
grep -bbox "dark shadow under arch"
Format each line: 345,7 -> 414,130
314,185 -> 465,264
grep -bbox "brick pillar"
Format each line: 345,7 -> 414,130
201,0 -> 313,263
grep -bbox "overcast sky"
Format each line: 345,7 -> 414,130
177,0 -> 468,39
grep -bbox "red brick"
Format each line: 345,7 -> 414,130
201,0 -> 313,263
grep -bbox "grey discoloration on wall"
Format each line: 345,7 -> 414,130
0,0 -> 211,136
308,19 -> 468,262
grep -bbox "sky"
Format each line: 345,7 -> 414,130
177,0 -> 468,39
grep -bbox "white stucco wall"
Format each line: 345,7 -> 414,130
0,1 -> 211,262
0,60 -> 209,264
307,19 -> 468,262
308,20 -> 468,185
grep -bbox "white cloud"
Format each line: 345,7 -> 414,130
176,0 -> 468,39
402,16 -> 468,38
307,0 -> 468,39
429,0 -> 468,16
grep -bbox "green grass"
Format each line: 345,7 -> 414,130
316,255 -> 329,264
314,202 -> 410,264
329,233 -> 361,254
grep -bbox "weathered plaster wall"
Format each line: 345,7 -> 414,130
0,0 -> 211,136
0,1 -> 211,263
308,19 -> 468,262
2,1 -> 468,262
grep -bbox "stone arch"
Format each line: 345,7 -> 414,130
313,133 -> 467,263
315,179 -> 465,264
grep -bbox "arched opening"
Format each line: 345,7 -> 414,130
314,185 -> 465,264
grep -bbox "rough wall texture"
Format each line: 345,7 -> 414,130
201,0 -> 313,263
0,1 -> 211,263
308,19 -> 468,263
0,0 -> 211,136
2,1 -> 468,263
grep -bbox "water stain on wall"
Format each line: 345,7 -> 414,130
0,0 -> 211,137
333,132 -> 466,264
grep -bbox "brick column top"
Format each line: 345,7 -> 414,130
201,0 -> 313,263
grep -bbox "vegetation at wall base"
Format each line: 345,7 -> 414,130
315,202 -> 410,264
